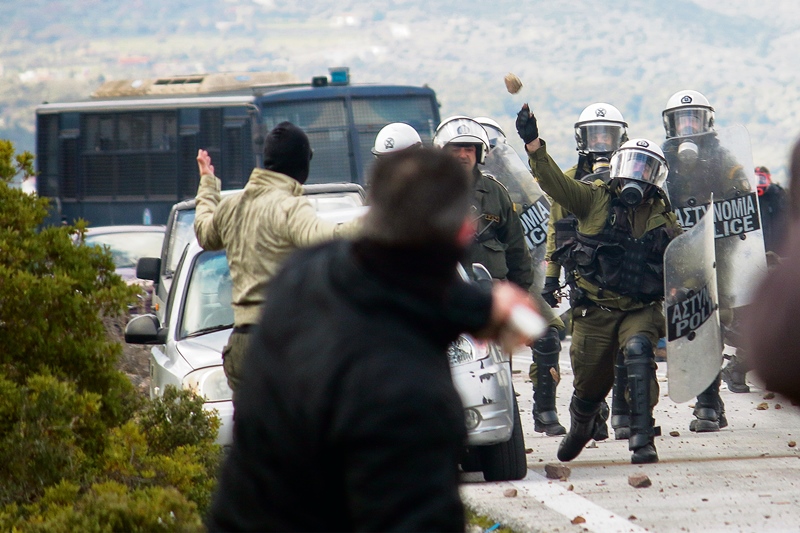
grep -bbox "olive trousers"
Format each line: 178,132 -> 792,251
569,301 -> 664,404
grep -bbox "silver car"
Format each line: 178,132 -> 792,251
450,265 -> 527,481
125,204 -> 367,445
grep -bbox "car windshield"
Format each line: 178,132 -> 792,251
84,230 -> 165,269
181,250 -> 234,338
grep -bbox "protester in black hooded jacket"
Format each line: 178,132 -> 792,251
207,148 -> 538,532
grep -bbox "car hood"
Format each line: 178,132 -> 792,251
175,328 -> 231,370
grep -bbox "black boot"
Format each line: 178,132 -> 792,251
532,327 -> 566,436
557,395 -> 602,462
611,350 -> 630,440
593,401 -> 610,441
626,335 -> 658,464
721,353 -> 750,393
690,374 -> 727,432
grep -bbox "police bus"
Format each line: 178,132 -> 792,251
35,67 -> 440,226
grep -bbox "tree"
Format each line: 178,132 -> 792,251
0,141 -> 221,531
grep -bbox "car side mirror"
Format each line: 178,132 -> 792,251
125,314 -> 167,344
471,263 -> 494,291
136,257 -> 161,282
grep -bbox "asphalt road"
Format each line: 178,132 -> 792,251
460,340 -> 800,533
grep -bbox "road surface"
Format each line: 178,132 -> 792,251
460,340 -> 800,532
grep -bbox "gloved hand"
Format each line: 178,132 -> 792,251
516,103 -> 539,144
541,276 -> 560,308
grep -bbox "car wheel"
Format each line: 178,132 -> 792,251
478,395 -> 528,482
460,446 -> 482,472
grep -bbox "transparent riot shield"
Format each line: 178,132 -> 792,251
483,142 -> 551,288
665,197 -> 722,403
663,124 -> 767,310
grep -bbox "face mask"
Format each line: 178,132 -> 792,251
677,140 -> 699,165
619,180 -> 647,207
592,155 -> 611,173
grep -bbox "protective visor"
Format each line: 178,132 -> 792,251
576,123 -> 625,153
610,149 -> 668,189
663,107 -> 713,139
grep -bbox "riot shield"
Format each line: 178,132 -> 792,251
483,142 -> 551,288
664,197 -> 722,403
663,124 -> 767,310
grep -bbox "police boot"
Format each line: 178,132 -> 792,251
532,327 -> 566,436
557,394 -> 602,462
690,374 -> 727,432
593,401 -> 610,441
721,353 -> 750,393
611,350 -> 631,440
626,335 -> 658,464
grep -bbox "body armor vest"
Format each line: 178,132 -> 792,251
552,199 -> 674,302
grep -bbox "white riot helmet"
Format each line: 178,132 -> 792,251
433,116 -> 491,164
610,139 -> 669,206
574,103 -> 628,155
371,122 -> 422,156
474,116 -> 507,149
662,90 -> 715,139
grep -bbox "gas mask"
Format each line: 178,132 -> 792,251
677,140 -> 699,165
591,154 -> 611,173
619,179 -> 648,207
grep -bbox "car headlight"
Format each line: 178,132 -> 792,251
448,335 -> 490,366
182,366 -> 232,402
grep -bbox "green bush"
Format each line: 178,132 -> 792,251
0,140 -> 222,529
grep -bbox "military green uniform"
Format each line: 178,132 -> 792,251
529,140 -> 681,462
464,168 -> 533,291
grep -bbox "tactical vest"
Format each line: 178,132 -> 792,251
552,200 -> 675,302
552,170 -> 610,253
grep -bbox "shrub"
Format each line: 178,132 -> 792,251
0,141 -> 222,529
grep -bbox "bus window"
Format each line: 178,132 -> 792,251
351,95 -> 438,183
261,100 -> 351,184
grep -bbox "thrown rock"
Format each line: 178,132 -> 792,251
628,474 -> 652,488
764,392 -> 776,400
545,463 -> 571,480
571,516 -> 586,525
789,441 -> 797,448
757,402 -> 769,410
504,73 -> 523,94
503,488 -> 518,498
670,431 -> 680,437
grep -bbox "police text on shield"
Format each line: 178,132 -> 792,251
667,284 -> 716,341
519,197 -> 550,251
673,192 -> 760,238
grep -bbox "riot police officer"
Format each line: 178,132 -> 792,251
372,122 -> 423,157
661,90 -> 756,431
542,103 -> 630,441
433,116 -> 533,292
518,103 -> 680,464
475,115 -> 568,436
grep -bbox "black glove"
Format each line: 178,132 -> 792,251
516,103 -> 539,144
541,276 -> 560,308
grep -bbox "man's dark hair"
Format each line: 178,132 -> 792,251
263,121 -> 313,184
363,147 -> 471,246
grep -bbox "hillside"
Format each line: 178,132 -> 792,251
2,0 -> 799,183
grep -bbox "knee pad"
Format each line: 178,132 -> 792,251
535,326 -> 561,353
625,334 -> 653,360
